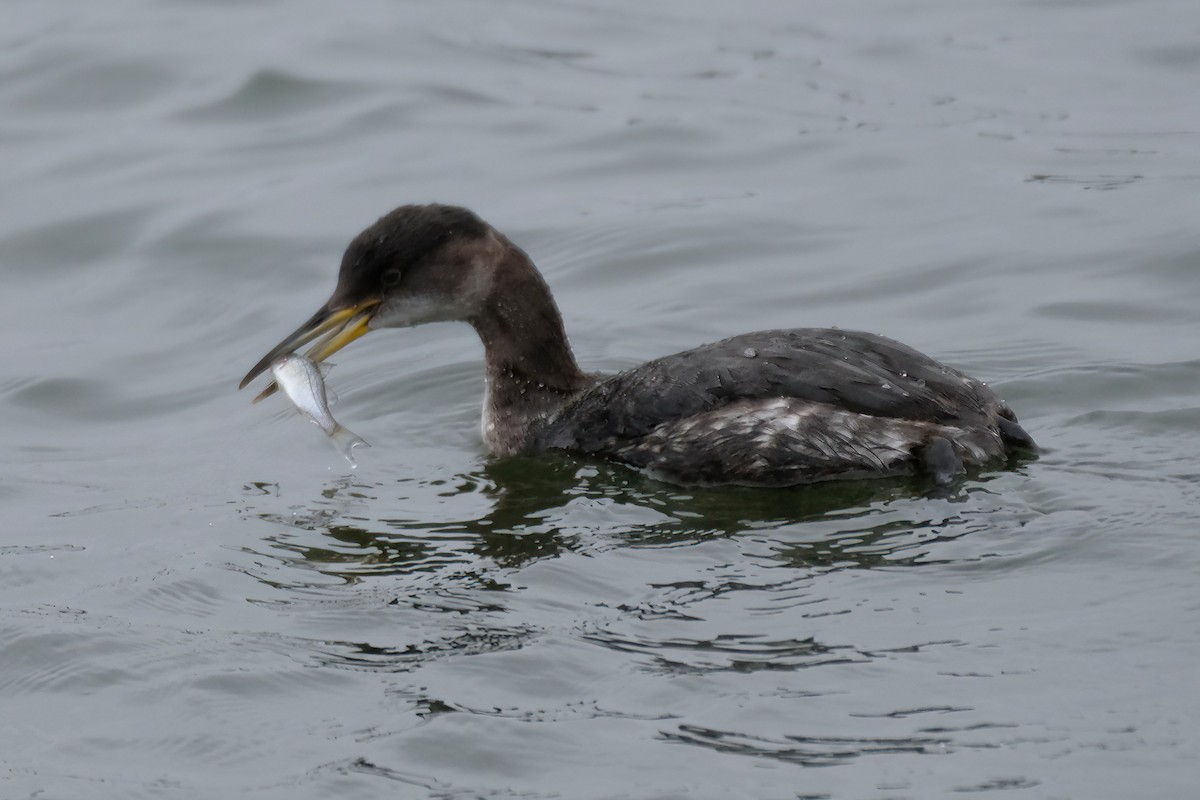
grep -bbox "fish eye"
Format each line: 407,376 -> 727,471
382,268 -> 402,287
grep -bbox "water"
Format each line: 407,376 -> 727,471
3,0 -> 1199,797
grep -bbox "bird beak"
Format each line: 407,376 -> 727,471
239,297 -> 382,402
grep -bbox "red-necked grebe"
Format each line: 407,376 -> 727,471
240,204 -> 1035,486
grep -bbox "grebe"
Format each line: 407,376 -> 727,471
240,204 -> 1035,486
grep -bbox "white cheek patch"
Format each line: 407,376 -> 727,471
370,293 -> 469,329
369,255 -> 492,330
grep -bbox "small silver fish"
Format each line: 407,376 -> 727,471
270,354 -> 368,465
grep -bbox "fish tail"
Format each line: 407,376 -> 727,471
329,424 -> 369,466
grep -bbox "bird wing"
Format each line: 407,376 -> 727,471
531,329 -> 1001,453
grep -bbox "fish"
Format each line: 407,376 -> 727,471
270,354 -> 368,465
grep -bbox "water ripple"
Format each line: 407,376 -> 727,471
583,630 -> 867,675
174,68 -> 367,123
661,723 -> 951,766
0,207 -> 151,271
5,1 -> 1199,797
312,623 -> 536,673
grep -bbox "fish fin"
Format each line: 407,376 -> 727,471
316,362 -> 338,405
329,424 -> 369,467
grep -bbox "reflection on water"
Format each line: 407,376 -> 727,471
234,453 -> 1043,721
245,451 -> 1038,585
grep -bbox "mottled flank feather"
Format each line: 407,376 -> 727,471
613,398 -> 998,487
529,329 -> 1027,486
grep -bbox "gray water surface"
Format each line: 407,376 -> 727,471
3,1 -> 1199,798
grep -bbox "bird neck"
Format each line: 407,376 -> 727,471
468,234 -> 588,454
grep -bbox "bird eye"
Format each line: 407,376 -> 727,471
382,268 -> 402,286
